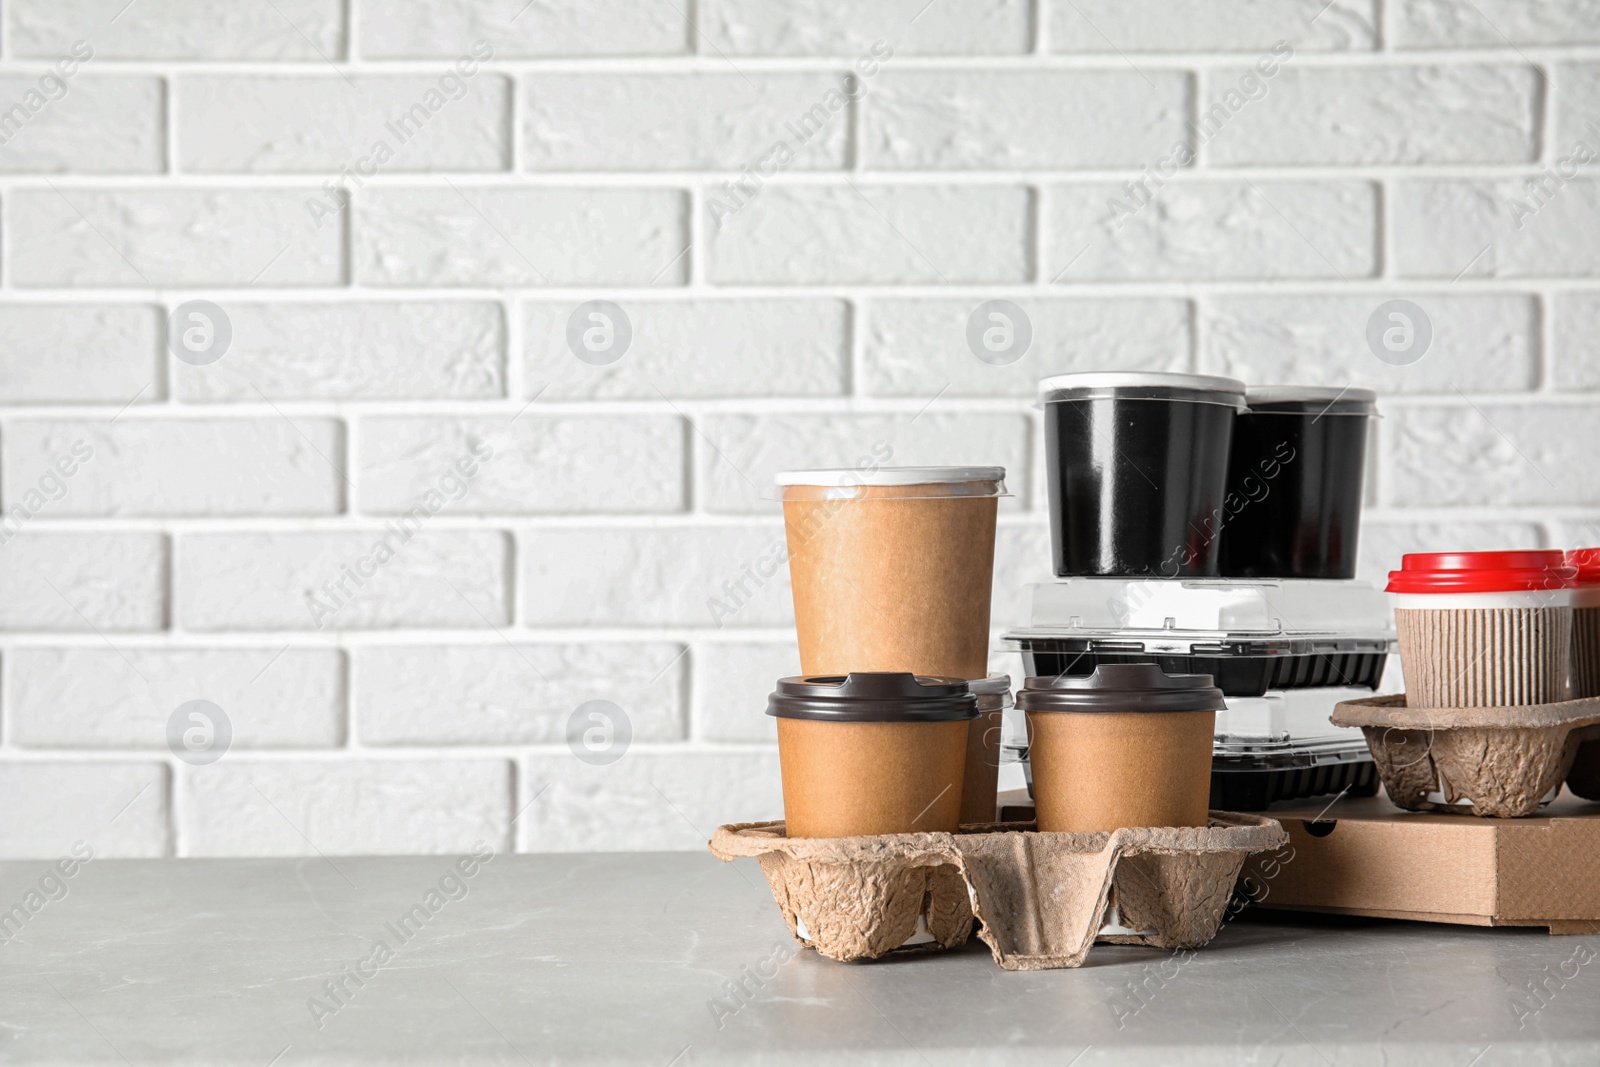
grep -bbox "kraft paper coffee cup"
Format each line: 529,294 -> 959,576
958,674 -> 1012,826
1219,386 -> 1377,581
778,467 -> 1004,681
1388,551 -> 1575,708
768,673 -> 978,838
1017,664 -> 1222,834
1038,373 -> 1245,578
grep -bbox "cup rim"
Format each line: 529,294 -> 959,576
775,465 -> 1005,487
1038,371 -> 1247,409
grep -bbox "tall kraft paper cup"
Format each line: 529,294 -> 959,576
778,467 -> 1005,681
1387,551 -> 1574,708
959,675 -> 1012,825
768,673 -> 978,838
1018,665 -> 1223,834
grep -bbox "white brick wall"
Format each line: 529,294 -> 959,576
1,0 -> 1597,858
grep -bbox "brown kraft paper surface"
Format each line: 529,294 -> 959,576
1396,606 -> 1570,708
784,494 -> 997,680
1027,710 -> 1216,833
776,717 -> 968,838
709,815 -> 1287,970
959,708 -> 1004,826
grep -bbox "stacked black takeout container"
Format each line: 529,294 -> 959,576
1004,373 -> 1396,810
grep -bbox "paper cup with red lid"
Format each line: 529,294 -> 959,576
1387,550 -> 1574,708
1567,548 -> 1600,700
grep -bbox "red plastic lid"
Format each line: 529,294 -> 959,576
1568,548 -> 1600,586
1386,550 -> 1574,594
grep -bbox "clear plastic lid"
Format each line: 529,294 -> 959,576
968,673 -> 1014,712
776,466 -> 1008,501
1244,385 -> 1379,417
1038,372 -> 1247,409
1213,686 -> 1374,745
1004,577 -> 1395,644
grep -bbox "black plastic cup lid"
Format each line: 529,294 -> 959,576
1016,663 -> 1226,714
1244,385 -> 1378,417
767,673 -> 979,722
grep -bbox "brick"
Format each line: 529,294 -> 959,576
863,298 -> 1189,398
1205,65 -> 1537,166
1554,64 -> 1600,163
8,0 -> 345,59
3,419 -> 343,517
1392,0 -> 1600,47
176,531 -> 509,631
1386,403 -> 1600,507
705,185 -> 1030,285
694,412 -> 1030,513
9,189 -> 344,287
1201,294 -> 1536,394
701,0 -> 1029,55
1393,180 -> 1600,279
521,524 -> 791,627
1356,520 -> 1543,585
357,415 -> 685,515
355,188 -> 687,287
1045,181 -> 1377,281
9,649 -> 344,748
359,0 -> 686,57
692,642 -> 794,743
0,533 -> 165,632
177,75 -> 509,173
1050,0 -> 1375,51
175,301 -> 504,401
0,75 -> 163,173
0,763 -> 168,858
519,752 -> 781,852
0,304 -> 162,404
523,74 -> 846,171
181,760 -> 510,856
525,299 -> 847,400
864,71 -> 1187,170
1552,294 -> 1600,391
355,643 -> 685,745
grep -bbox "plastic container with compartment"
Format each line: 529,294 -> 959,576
1001,577 -> 1396,697
1001,576 -> 1396,811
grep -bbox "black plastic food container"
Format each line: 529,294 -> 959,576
1219,386 -> 1378,581
1040,373 -> 1247,578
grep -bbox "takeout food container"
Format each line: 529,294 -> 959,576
1038,372 -> 1246,578
768,673 -> 977,838
778,466 -> 1004,681
1332,693 -> 1600,817
709,814 -> 1288,969
1219,386 -> 1377,581
1001,577 -> 1395,698
1388,550 -> 1574,708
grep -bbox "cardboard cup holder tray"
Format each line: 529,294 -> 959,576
1333,694 -> 1600,818
709,814 -> 1287,970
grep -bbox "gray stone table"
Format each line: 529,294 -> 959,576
0,849 -> 1595,1065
